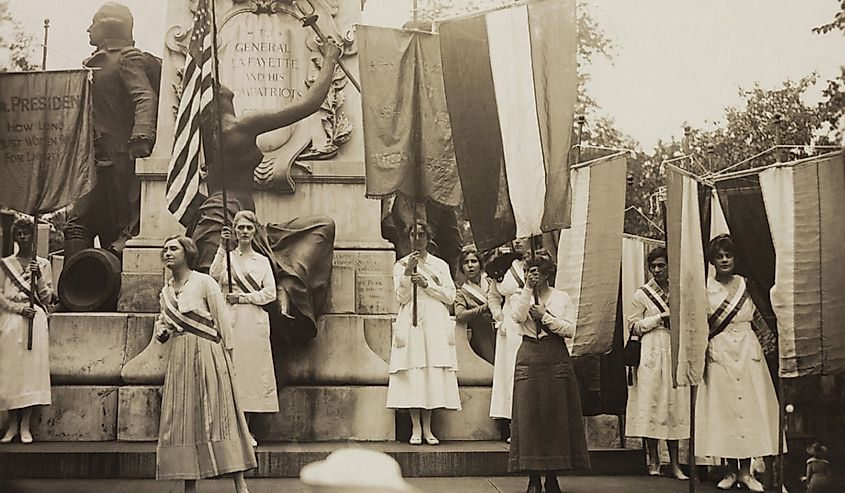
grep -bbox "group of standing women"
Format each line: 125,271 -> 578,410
625,236 -> 781,492
388,226 -> 590,493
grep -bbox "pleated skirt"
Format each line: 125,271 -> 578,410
509,336 -> 590,473
156,332 -> 257,480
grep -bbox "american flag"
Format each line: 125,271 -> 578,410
165,0 -> 216,225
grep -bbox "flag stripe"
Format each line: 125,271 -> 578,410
486,5 -> 547,239
666,170 -> 684,388
666,169 -> 709,386
571,157 -> 626,356
439,14 -> 515,250
556,163 -> 591,319
818,154 -> 845,374
793,163 -> 823,373
528,0 -> 577,231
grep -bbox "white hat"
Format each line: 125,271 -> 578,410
300,448 -> 417,492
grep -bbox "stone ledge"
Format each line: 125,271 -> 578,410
30,386 -> 118,442
0,441 -> 645,479
48,314 -> 156,385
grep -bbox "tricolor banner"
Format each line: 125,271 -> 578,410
555,155 -> 627,356
759,152 -> 845,377
439,0 -> 577,250
665,165 -> 709,387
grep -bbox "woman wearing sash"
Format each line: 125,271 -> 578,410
387,221 -> 461,445
211,210 -> 279,447
696,234 -> 779,493
488,238 -> 528,435
509,254 -> 589,493
154,236 -> 256,492
624,247 -> 689,479
0,217 -> 52,444
454,247 -> 496,365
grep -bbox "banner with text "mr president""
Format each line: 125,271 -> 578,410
0,70 -> 93,215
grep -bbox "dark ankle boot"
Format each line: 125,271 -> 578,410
545,474 -> 562,493
526,475 -> 542,493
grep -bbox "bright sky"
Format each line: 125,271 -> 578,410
5,0 -> 844,149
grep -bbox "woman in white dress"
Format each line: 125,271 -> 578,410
387,221 -> 461,445
0,217 -> 52,444
624,247 -> 689,480
696,234 -> 780,493
487,238 -> 528,436
211,210 -> 279,447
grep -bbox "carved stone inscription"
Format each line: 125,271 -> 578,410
327,251 -> 356,314
356,251 -> 396,314
218,13 -> 315,158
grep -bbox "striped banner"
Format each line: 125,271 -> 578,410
665,166 -> 709,387
759,152 -> 845,377
621,234 -> 665,343
439,0 -> 577,250
555,156 -> 627,356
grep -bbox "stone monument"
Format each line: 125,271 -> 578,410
119,0 -> 400,441
32,0 -> 499,444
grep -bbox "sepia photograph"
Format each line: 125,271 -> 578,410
0,0 -> 843,491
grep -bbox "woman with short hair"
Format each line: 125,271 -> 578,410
154,235 -> 256,493
624,247 -> 689,479
696,234 -> 780,493
0,217 -> 52,444
387,221 -> 461,445
509,254 -> 590,493
211,210 -> 279,447
454,247 -> 496,365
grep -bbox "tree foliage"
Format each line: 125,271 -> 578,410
812,0 -> 845,35
684,76 -> 836,175
0,0 -> 37,71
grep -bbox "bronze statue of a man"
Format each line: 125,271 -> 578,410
63,2 -> 158,259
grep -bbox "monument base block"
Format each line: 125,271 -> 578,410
31,386 -> 118,442
251,386 -> 394,442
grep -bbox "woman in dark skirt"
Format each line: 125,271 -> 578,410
508,255 -> 590,493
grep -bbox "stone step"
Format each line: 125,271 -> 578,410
0,441 -> 645,479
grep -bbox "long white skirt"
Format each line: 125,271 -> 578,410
489,324 -> 522,419
229,303 -> 279,413
625,329 -> 690,440
0,307 -> 50,410
695,323 -> 781,458
387,367 -> 461,410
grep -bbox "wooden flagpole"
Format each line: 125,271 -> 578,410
410,0 -> 420,327
27,19 -> 52,351
209,0 -> 233,294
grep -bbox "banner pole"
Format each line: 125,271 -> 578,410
689,385 -> 697,493
27,214 -> 38,351
41,19 -> 49,70
777,376 -> 785,493
209,0 -> 233,294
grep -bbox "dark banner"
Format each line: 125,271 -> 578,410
0,70 -> 93,214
